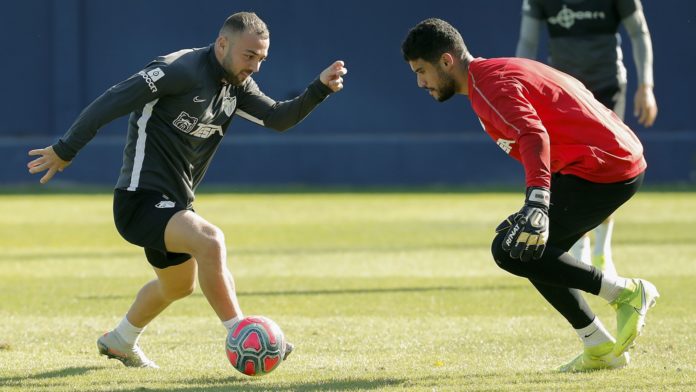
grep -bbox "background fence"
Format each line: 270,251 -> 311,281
2,0 -> 694,186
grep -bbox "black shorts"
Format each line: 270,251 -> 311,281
592,83 -> 626,120
545,171 -> 644,251
113,188 -> 192,269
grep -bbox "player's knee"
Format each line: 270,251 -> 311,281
491,233 -> 515,272
195,225 -> 227,264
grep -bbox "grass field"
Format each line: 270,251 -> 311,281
1,191 -> 695,391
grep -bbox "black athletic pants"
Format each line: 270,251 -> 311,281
491,172 -> 644,328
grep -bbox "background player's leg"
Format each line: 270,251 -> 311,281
589,83 -> 626,276
611,83 -> 628,121
592,217 -> 617,276
164,210 -> 242,323
569,234 -> 591,264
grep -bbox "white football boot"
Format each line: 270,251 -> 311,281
97,331 -> 159,368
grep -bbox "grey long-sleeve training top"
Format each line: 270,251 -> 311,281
54,45 -> 333,206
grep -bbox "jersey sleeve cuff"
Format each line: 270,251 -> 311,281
309,78 -> 333,99
52,140 -> 76,162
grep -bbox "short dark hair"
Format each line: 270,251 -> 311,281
220,12 -> 269,39
401,18 -> 467,63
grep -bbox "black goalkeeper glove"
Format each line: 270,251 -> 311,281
500,187 -> 550,262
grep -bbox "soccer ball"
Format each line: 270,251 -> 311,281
225,316 -> 286,376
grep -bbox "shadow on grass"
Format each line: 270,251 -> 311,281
134,375 -> 406,392
4,367 -> 693,392
77,283 -> 523,301
1,369 -> 404,391
0,367 -> 404,391
9,241 -> 475,263
0,366 -> 102,385
236,284 -> 521,297
459,369 -> 696,391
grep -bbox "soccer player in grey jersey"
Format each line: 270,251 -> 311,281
515,0 -> 657,277
27,12 -> 347,368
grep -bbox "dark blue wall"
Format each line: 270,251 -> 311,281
2,0 -> 695,186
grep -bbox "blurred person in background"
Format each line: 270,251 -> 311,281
515,0 -> 657,276
27,11 -> 347,368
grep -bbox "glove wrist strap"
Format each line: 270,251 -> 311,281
526,187 -> 550,209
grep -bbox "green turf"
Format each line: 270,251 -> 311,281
1,191 -> 695,391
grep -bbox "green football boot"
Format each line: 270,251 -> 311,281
610,279 -> 660,356
558,341 -> 629,372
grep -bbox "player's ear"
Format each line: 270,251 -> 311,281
216,35 -> 228,52
440,53 -> 455,69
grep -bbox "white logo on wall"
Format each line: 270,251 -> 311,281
496,139 -> 515,154
222,96 -> 237,116
548,5 -> 605,29
173,111 -> 199,132
138,67 -> 165,93
155,200 -> 175,208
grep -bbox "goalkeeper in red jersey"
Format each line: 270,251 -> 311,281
401,18 -> 658,372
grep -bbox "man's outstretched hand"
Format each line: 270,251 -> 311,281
27,146 -> 71,184
320,61 -> 347,92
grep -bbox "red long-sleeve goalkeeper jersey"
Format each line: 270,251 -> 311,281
467,57 -> 646,188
